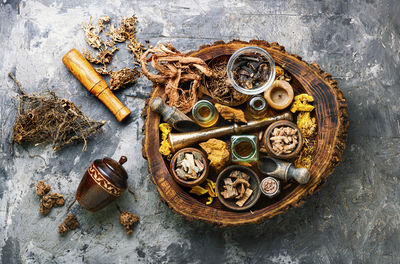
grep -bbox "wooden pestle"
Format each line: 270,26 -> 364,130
62,49 -> 131,122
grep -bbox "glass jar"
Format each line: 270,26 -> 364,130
192,100 -> 219,128
246,96 -> 268,119
231,135 -> 259,163
226,46 -> 276,95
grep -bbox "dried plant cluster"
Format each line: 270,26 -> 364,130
35,180 -> 65,215
204,60 -> 248,106
120,211 -> 139,235
10,73 -> 104,152
140,43 -> 213,113
82,15 -> 143,90
58,213 -> 80,234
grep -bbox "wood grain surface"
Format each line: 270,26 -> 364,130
142,39 -> 348,226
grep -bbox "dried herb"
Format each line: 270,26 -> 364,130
270,126 -> 299,155
58,213 -> 80,234
174,151 -> 205,180
199,138 -> 230,172
120,211 -> 139,235
221,171 -> 253,207
204,59 -> 248,106
82,15 -> 143,90
140,43 -> 213,113
109,67 -> 140,91
35,180 -> 50,197
214,103 -> 247,123
40,192 -> 65,215
294,138 -> 315,169
232,55 -> 270,90
9,73 -> 105,152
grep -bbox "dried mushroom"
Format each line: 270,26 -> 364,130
221,170 -> 253,207
140,43 -> 213,113
175,151 -> 204,180
199,138 -> 230,172
58,213 -> 79,234
35,180 -> 50,197
270,126 -> 299,155
214,103 -> 247,123
120,211 -> 139,235
40,192 -> 65,215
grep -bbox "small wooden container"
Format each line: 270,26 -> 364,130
170,148 -> 209,188
263,120 -> 303,159
76,156 -> 128,212
215,165 -> 261,211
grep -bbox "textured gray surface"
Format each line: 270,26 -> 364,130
0,0 -> 399,263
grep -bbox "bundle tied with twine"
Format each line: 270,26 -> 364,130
9,73 -> 105,152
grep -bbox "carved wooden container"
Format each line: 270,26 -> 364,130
142,40 -> 348,226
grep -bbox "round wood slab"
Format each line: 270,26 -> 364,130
141,40 -> 349,226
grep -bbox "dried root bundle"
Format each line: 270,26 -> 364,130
140,43 -> 213,113
10,73 -> 105,152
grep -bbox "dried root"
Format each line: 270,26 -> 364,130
35,180 -> 50,197
40,192 -> 65,215
109,67 -> 140,91
204,59 -> 248,106
140,43 -> 213,113
9,73 -> 105,152
120,211 -> 139,235
270,126 -> 299,155
58,213 -> 80,234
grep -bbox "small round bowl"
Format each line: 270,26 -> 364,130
263,120 -> 303,159
216,165 -> 261,211
170,148 -> 209,188
226,46 -> 276,95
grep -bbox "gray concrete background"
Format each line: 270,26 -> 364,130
0,0 -> 399,263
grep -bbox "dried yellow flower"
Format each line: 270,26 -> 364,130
189,185 -> 208,196
294,138 -> 315,169
206,197 -> 213,205
159,123 -> 172,156
290,93 -> 315,113
297,111 -> 317,138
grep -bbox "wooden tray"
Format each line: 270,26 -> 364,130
141,40 -> 348,226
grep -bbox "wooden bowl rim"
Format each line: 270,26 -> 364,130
263,120 -> 303,159
170,148 -> 209,188
215,165 -> 261,211
142,39 -> 348,226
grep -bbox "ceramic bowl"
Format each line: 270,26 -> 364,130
216,165 -> 261,211
170,148 -> 209,188
263,120 -> 303,159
